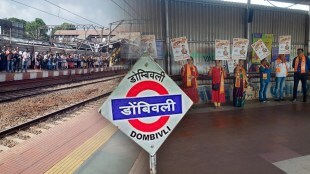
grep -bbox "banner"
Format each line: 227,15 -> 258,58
279,35 -> 291,55
141,35 -> 157,59
232,38 -> 249,60
215,39 -> 230,60
252,33 -> 273,64
119,32 -> 141,59
251,39 -> 270,60
170,37 -> 190,61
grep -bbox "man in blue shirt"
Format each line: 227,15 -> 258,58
259,58 -> 272,103
291,48 -> 310,102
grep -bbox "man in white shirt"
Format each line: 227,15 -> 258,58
274,54 -> 289,101
22,49 -> 30,72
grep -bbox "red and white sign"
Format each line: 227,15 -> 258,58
99,56 -> 193,155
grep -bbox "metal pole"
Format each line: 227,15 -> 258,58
9,28 -> 12,44
246,0 -> 251,72
50,28 -> 52,50
150,154 -> 156,174
101,27 -> 104,42
246,0 -> 251,41
108,23 -> 112,67
165,0 -> 171,75
308,5 -> 310,53
100,27 -> 104,56
130,23 -> 133,67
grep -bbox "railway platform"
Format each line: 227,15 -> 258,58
0,66 -> 127,83
1,99 -> 310,174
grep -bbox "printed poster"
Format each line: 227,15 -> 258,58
279,35 -> 291,54
141,35 -> 157,58
251,39 -> 270,60
215,39 -> 230,60
232,38 -> 249,60
119,32 -> 141,59
252,33 -> 273,64
170,37 -> 190,61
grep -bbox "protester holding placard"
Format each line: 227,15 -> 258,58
259,58 -> 271,103
171,37 -> 190,61
141,35 -> 157,58
181,57 -> 199,103
233,60 -> 247,107
274,54 -> 289,101
215,40 -> 230,60
279,36 -> 291,55
291,48 -> 310,103
232,38 -> 249,60
208,60 -> 226,109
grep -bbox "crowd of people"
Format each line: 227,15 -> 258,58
181,48 -> 310,108
0,46 -> 110,73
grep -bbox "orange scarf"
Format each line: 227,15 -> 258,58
294,55 -> 306,73
183,64 -> 197,87
186,64 -> 191,87
220,68 -> 225,94
235,68 -> 246,91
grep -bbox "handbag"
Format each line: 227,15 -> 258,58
212,83 -> 220,91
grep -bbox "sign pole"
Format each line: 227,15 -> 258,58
150,154 -> 157,174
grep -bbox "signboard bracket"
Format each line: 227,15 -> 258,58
150,154 -> 157,174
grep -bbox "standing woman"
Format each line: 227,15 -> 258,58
208,60 -> 227,109
181,57 -> 199,103
233,60 -> 247,107
259,58 -> 271,103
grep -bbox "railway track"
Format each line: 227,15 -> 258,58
0,91 -> 111,140
0,74 -> 124,103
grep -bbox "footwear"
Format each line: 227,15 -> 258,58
264,100 -> 270,103
303,99 -> 307,103
280,98 -> 285,101
274,99 -> 280,102
291,99 -> 297,102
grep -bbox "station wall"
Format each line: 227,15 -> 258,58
115,0 -> 308,75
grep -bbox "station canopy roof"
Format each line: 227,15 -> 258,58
268,0 -> 310,5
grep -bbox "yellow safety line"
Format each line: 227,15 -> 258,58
45,124 -> 118,174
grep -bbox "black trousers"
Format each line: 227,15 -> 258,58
293,73 -> 308,100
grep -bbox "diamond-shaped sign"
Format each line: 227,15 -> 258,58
99,56 -> 193,155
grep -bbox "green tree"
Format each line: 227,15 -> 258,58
51,23 -> 76,36
25,18 -> 48,40
6,17 -> 27,27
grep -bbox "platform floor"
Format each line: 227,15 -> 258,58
156,101 -> 310,174
75,100 -> 310,174
0,106 -> 117,174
